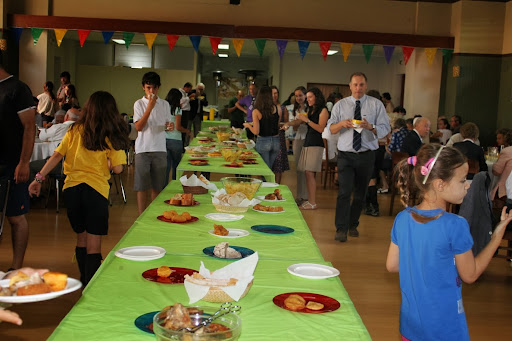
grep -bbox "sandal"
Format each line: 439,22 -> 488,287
300,201 -> 317,210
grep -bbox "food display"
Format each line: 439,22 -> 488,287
189,159 -> 209,166
198,137 -> 214,144
142,267 -> 197,284
185,273 -> 238,287
225,161 -> 243,168
159,210 -> 197,223
264,189 -> 283,201
216,132 -> 231,142
253,204 -> 284,212
166,193 -> 198,206
207,151 -> 222,157
0,271 -> 68,297
213,242 -> 242,259
284,294 -> 324,311
157,266 -> 175,278
221,177 -> 262,200
213,224 -> 229,236
241,159 -> 257,165
220,148 -> 242,162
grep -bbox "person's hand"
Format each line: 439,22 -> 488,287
494,206 -> 512,237
242,122 -> 251,129
28,180 -> 41,197
167,122 -> 175,132
14,161 -> 29,184
296,114 -> 309,123
186,129 -> 193,137
359,118 -> 373,130
147,94 -> 157,112
337,119 -> 355,129
0,309 -> 22,325
5,267 -> 49,279
189,93 -> 196,100
280,124 -> 289,131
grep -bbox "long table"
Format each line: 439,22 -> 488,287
201,119 -> 231,130
48,182 -> 370,340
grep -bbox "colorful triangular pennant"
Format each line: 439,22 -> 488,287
144,33 -> 157,50
166,35 -> 179,51
123,32 -> 135,49
362,44 -> 374,63
254,39 -> 266,57
12,28 -> 23,45
425,48 -> 437,66
31,28 -> 44,45
383,46 -> 395,64
442,49 -> 453,65
232,39 -> 244,57
209,37 -> 222,55
189,36 -> 201,53
298,41 -> 310,60
276,40 -> 288,59
54,29 -> 67,47
77,30 -> 90,47
319,42 -> 331,61
401,46 -> 414,65
101,31 -> 114,44
340,43 -> 353,62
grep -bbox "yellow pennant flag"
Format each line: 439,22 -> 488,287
54,29 -> 68,47
232,39 -> 244,57
340,43 -> 353,62
144,33 -> 158,50
425,48 -> 437,66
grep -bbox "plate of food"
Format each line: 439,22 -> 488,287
189,159 -> 209,166
115,246 -> 166,261
224,162 -> 243,168
257,189 -> 285,201
204,213 -> 244,222
260,182 -> 279,188
252,204 -> 285,213
0,272 -> 82,303
251,225 -> 294,234
203,243 -> 254,259
242,160 -> 258,165
158,211 -> 198,224
164,193 -> 199,206
134,311 -> 158,334
198,137 -> 214,144
142,266 -> 197,284
208,224 -> 249,238
207,151 -> 222,157
287,263 -> 340,279
273,292 -> 340,314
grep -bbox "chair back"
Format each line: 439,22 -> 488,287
323,138 -> 329,162
467,159 -> 480,175
392,152 -> 409,169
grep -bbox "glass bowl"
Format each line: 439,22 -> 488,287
221,177 -> 262,200
220,149 -> 242,162
216,132 -> 231,142
153,305 -> 241,340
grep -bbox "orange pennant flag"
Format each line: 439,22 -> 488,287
232,39 -> 244,57
144,33 -> 158,50
54,29 -> 67,47
340,43 -> 353,62
425,48 -> 437,66
77,30 -> 90,47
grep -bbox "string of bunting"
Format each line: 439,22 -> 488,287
9,27 -> 453,66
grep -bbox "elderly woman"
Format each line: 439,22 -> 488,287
491,130 -> 512,205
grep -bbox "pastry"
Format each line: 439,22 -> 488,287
157,266 -> 174,278
170,194 -> 182,205
306,301 -> 324,311
284,294 -> 306,311
213,224 -> 229,236
17,283 -> 52,296
42,272 -> 68,291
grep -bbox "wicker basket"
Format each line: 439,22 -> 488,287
182,185 -> 208,194
202,281 -> 253,302
213,203 -> 249,213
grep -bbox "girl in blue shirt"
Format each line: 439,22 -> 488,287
386,144 -> 512,341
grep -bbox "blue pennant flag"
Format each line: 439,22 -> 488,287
189,36 -> 201,52
12,27 -> 23,45
102,31 -> 114,44
298,41 -> 310,60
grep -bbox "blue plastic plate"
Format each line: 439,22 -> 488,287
134,311 -> 158,334
251,225 -> 294,234
202,246 -> 254,259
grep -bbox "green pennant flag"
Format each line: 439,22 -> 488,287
362,44 -> 374,64
31,28 -> 44,45
254,39 -> 266,57
442,49 -> 453,65
123,32 -> 135,50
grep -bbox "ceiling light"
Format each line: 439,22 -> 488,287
327,50 -> 338,55
218,44 -> 229,50
218,54 -> 229,58
112,39 -> 126,45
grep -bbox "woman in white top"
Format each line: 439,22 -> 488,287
36,81 -> 56,126
432,117 -> 452,145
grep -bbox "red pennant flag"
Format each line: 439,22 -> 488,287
401,46 -> 414,65
77,29 -> 90,47
319,42 -> 331,61
166,35 -> 179,51
209,37 -> 222,55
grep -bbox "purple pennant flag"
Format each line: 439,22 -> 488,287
102,31 -> 114,44
298,41 -> 310,60
276,40 -> 288,59
383,46 -> 395,64
189,36 -> 201,53
12,27 -> 23,45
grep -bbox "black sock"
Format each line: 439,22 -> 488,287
75,247 -> 87,284
84,253 -> 102,287
369,186 -> 379,210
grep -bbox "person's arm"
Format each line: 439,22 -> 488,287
175,114 -> 191,136
455,206 -> 512,283
328,102 -> 353,134
0,309 -> 22,325
201,94 -> 208,107
386,242 -> 399,272
282,106 -> 289,125
235,101 -> 248,114
243,110 -> 260,135
360,102 -> 390,139
227,99 -> 238,113
15,109 -> 36,184
28,151 -> 64,197
134,96 -> 157,131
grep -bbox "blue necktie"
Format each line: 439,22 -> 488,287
353,100 -> 361,151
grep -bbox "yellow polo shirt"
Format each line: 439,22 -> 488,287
55,125 -> 126,199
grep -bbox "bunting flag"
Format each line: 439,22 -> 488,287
12,28 -> 23,45
144,33 -> 157,50
383,46 -> 395,64
123,32 -> 135,49
276,40 -> 288,59
425,48 -> 437,66
102,31 -> 114,44
31,28 -> 44,45
189,36 -> 201,52
340,43 -> 353,62
232,39 -> 244,57
209,37 -> 222,55
254,39 -> 266,57
298,41 -> 310,60
54,29 -> 67,47
77,30 -> 90,47
319,42 -> 331,61
362,44 -> 374,63
442,49 -> 453,65
166,35 -> 179,51
401,46 -> 414,65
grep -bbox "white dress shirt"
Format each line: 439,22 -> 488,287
39,120 -> 74,142
179,88 -> 191,111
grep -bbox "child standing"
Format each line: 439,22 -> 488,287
29,91 -> 129,286
386,144 -> 512,341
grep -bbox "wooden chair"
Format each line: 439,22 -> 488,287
109,171 -> 127,205
496,230 -> 512,260
388,152 -> 409,216
45,160 -> 65,213
321,138 -> 337,189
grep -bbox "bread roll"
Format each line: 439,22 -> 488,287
157,266 -> 173,278
284,294 -> 306,311
306,301 -> 324,310
43,272 -> 68,291
17,283 -> 52,296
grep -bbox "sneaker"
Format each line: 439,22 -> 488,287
378,188 -> 389,194
348,229 -> 359,237
364,204 -> 374,215
334,230 -> 347,242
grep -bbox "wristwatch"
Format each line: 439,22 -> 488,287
306,119 -> 311,124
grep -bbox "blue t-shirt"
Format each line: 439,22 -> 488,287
391,207 -> 473,341
165,107 -> 183,141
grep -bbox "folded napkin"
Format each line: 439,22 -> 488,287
180,174 -> 218,191
211,189 -> 260,207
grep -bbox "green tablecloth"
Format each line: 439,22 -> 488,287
48,182 -> 370,340
201,119 -> 231,130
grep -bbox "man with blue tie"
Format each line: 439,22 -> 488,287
327,72 -> 390,242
